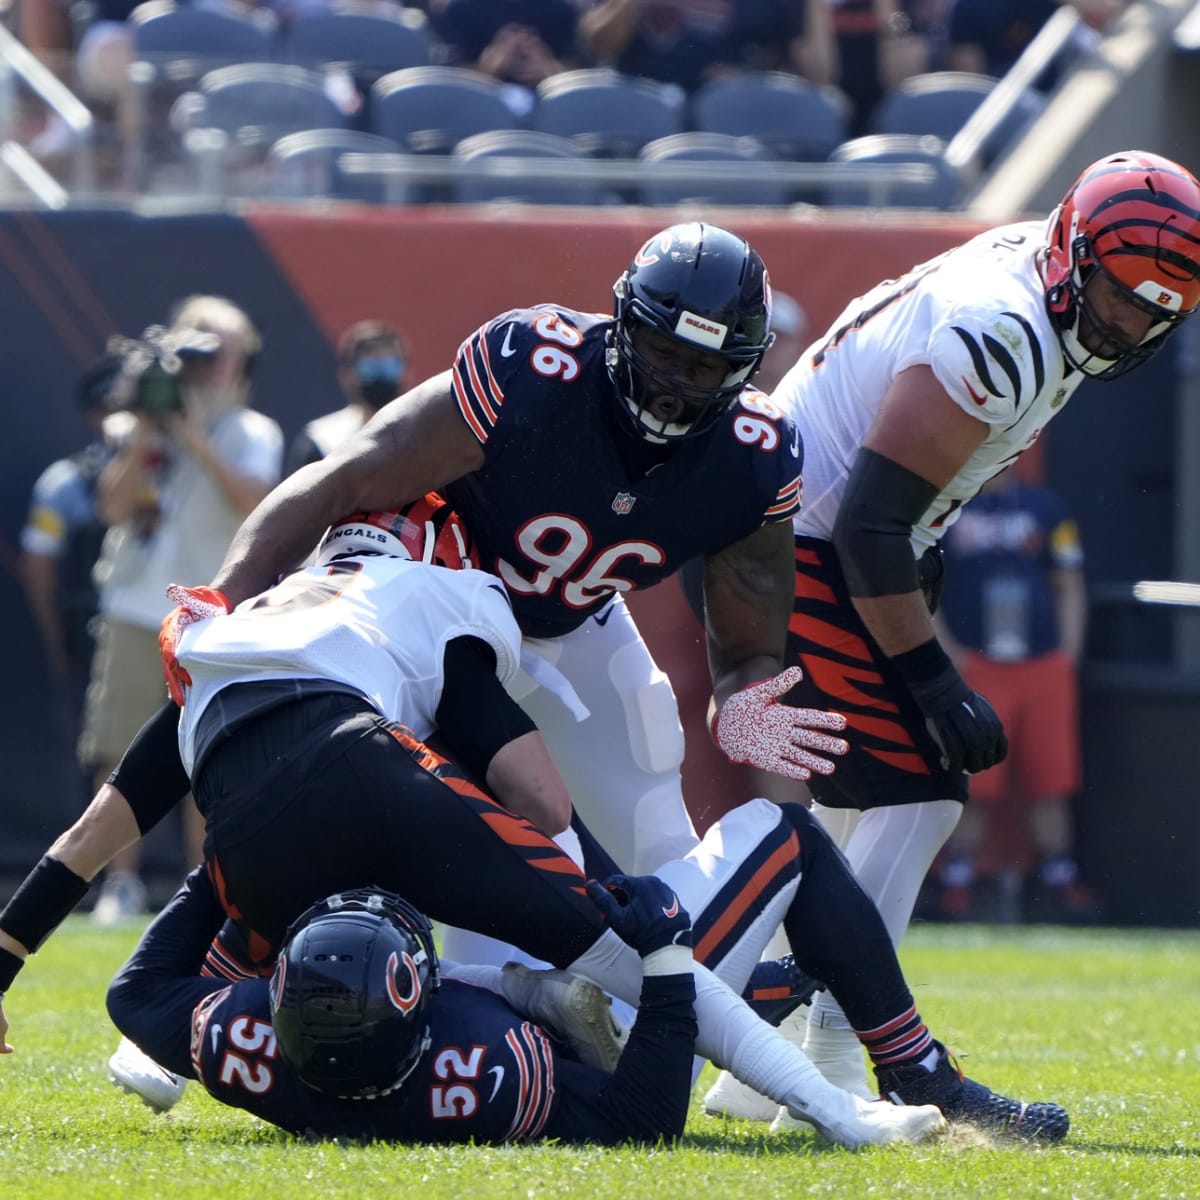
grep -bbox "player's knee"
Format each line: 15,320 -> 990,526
776,800 -> 840,869
105,971 -> 142,1042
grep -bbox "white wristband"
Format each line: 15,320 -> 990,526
641,945 -> 694,977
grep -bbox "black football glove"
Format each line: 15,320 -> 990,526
585,873 -> 692,956
910,670 -> 1007,776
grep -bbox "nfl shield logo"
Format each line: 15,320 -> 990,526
612,491 -> 636,515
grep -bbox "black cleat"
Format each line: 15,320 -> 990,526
876,1042 -> 1069,1142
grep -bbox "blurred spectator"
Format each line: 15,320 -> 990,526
826,0 -> 943,134
20,0 -> 141,161
755,289 -> 810,393
430,0 -> 585,92
577,0 -> 836,92
286,318 -> 408,474
931,469 -> 1101,924
944,0 -> 1126,82
18,353 -> 122,780
81,295 -> 283,925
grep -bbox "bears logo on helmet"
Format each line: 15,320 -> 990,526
316,493 -> 475,570
1044,150 -> 1200,378
271,888 -> 439,1100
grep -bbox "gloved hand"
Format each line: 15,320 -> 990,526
159,583 -> 231,705
712,666 -> 849,781
894,641 -> 1007,775
585,873 -> 692,956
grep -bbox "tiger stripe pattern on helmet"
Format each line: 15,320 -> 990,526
1078,156 -> 1200,309
1044,151 -> 1200,377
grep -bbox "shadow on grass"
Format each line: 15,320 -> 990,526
680,1126 -> 841,1156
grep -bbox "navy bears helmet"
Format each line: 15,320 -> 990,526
608,222 -> 775,441
270,888 -> 439,1099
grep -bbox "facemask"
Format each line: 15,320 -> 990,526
355,354 -> 404,410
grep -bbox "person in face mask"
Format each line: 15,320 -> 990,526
285,320 -> 408,475
81,296 -> 284,928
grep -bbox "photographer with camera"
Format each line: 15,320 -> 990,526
80,295 -> 283,926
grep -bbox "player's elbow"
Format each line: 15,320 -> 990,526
514,785 -> 573,838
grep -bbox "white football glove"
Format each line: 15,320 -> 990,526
712,666 -> 848,781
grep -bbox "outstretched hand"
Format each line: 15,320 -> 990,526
158,583 -> 231,704
713,666 -> 849,781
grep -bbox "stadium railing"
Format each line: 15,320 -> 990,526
0,24 -> 95,201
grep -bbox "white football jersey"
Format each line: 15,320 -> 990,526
176,557 -> 522,774
774,219 -> 1085,551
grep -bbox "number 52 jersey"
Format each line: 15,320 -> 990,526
190,977 -> 565,1143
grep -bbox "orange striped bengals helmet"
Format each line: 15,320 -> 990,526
1044,151 -> 1200,378
316,493 -> 474,571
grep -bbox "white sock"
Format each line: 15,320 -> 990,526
568,931 -> 859,1134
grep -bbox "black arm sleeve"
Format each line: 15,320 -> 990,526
105,866 -> 230,1078
832,447 -> 941,598
109,701 -> 191,835
435,636 -> 536,782
542,973 -> 698,1145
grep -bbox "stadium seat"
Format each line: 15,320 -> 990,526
823,134 -> 966,209
689,72 -> 851,162
636,132 -> 790,207
451,130 -> 617,206
129,1 -> 277,64
869,71 -> 996,142
192,63 -> 349,148
530,68 -> 685,158
369,66 -> 518,155
126,3 -> 283,189
266,128 -> 407,202
284,4 -> 433,80
871,71 -> 1046,168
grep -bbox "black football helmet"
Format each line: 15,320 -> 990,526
270,888 -> 439,1100
608,222 -> 774,442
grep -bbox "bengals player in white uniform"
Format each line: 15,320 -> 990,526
704,150 -> 1200,1120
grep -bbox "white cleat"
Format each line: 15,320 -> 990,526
108,1036 -> 187,1113
781,1092 -> 946,1148
500,963 -> 629,1072
703,1069 -> 780,1122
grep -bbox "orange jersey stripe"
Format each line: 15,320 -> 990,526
789,612 -> 874,662
865,745 -> 931,774
693,833 -> 798,963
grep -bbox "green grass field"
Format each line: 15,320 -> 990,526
1,918 -> 1197,1200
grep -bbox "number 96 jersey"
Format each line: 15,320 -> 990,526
446,305 -> 804,639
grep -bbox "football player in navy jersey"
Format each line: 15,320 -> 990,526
106,869 -> 702,1145
157,223 -> 844,915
